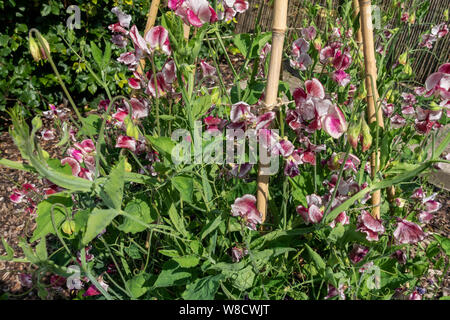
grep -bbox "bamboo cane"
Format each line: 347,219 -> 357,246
359,0 -> 386,219
137,0 -> 161,75
352,0 -> 363,52
257,0 -> 289,223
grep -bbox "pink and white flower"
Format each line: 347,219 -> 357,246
356,210 -> 385,241
296,194 -> 324,225
393,218 -> 426,244
168,0 -> 218,27
115,135 -> 137,152
231,194 -> 262,230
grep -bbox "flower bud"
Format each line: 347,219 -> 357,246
398,52 -> 407,65
361,118 -> 372,152
124,158 -> 132,172
62,220 -> 76,235
347,119 -> 362,150
313,37 -> 323,51
29,34 -> 50,62
29,36 -> 41,62
408,12 -> 416,24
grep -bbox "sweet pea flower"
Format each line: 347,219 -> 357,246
325,283 -> 346,300
393,218 -> 426,244
168,0 -> 218,28
111,7 -> 131,29
296,194 -> 324,224
390,114 -> 406,128
349,244 -> 369,264
231,246 -> 248,262
41,129 -> 55,140
391,250 -> 407,264
130,25 -> 171,56
289,79 -> 347,138
356,210 -> 385,241
204,116 -> 226,133
61,157 -> 81,176
19,274 -> 33,288
229,163 -> 253,179
418,211 -> 434,223
83,278 -> 109,297
231,194 -> 262,230
115,135 -> 137,152
230,102 -> 256,124
217,0 -> 249,22
431,23 -> 449,38
415,106 -> 442,134
290,38 -> 312,71
424,63 -> 450,100
200,59 -> 216,77
332,70 -> 351,87
9,183 -> 36,204
301,26 -> 316,41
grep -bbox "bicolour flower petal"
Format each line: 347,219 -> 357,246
61,157 -> 81,176
393,218 -> 426,244
321,105 -> 347,139
200,59 -> 216,77
305,78 -> 325,99
115,135 -> 136,152
145,26 -> 171,55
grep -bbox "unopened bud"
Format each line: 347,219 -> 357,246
347,119 -> 362,150
361,118 -> 372,152
29,34 -> 50,62
398,52 -> 407,65
62,220 -> 76,235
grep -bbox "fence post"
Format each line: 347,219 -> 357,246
257,0 -> 289,223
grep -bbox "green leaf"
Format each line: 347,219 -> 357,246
173,255 -> 200,268
159,249 -> 179,258
102,41 -> 111,67
118,197 -> 155,234
200,214 -> 222,240
99,158 -> 125,210
90,41 -> 103,70
182,274 -> 224,300
232,265 -> 255,290
152,260 -> 192,288
232,33 -> 251,58
191,94 -> 212,120
35,237 -> 48,261
0,237 -> 14,261
305,244 -> 326,272
434,234 -> 450,256
82,208 -> 119,245
172,175 -> 193,203
168,202 -> 189,237
146,135 -> 176,160
79,114 -> 102,138
328,223 -> 345,243
126,273 -> 150,299
31,195 -> 73,242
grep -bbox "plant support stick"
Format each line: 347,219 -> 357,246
257,0 -> 288,223
359,0 -> 386,219
137,0 -> 161,75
